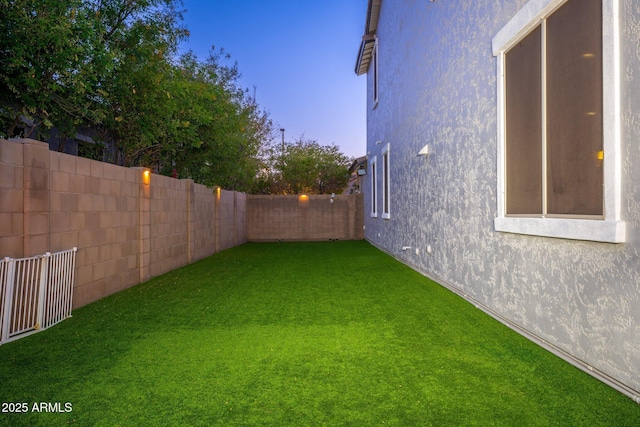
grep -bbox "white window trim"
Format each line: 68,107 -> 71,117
382,143 -> 391,220
370,155 -> 378,217
492,0 -> 625,243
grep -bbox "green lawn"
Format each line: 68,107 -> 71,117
0,241 -> 639,426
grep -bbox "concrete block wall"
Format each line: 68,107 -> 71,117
218,189 -> 246,251
246,194 -> 364,242
148,173 -> 189,279
234,192 -> 247,247
246,196 -> 300,241
0,139 -> 247,308
50,152 -> 141,306
188,181 -> 217,262
1,138 -> 363,309
0,138 -> 26,257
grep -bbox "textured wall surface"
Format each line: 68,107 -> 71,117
363,0 -> 640,395
246,194 -> 364,242
1,138 -> 362,309
0,139 -> 246,308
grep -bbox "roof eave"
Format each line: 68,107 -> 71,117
355,35 -> 376,75
354,0 -> 382,76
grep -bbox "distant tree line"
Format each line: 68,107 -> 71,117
0,0 -> 351,193
254,137 -> 351,195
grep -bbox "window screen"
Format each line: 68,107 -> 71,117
504,0 -> 603,217
546,0 -> 603,216
505,25 -> 543,215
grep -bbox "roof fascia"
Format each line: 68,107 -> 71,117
354,0 -> 382,75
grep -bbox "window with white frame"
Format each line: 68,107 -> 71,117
382,143 -> 391,219
372,38 -> 379,107
370,156 -> 377,217
492,0 -> 625,243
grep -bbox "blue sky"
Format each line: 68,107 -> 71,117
178,0 -> 368,159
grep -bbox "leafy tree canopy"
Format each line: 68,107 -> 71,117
254,137 -> 352,195
0,0 -> 275,192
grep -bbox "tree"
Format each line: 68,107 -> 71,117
88,0 -> 189,165
157,49 -> 275,191
0,0 -> 276,191
0,0 -> 107,140
0,0 -> 187,144
255,137 -> 351,195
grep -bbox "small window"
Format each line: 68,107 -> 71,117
370,156 -> 377,217
382,143 -> 390,219
372,38 -> 379,107
492,0 -> 625,242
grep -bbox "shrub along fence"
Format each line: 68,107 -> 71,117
0,138 -> 363,309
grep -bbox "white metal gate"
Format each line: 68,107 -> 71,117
0,248 -> 77,345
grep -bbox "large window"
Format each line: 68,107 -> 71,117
370,156 -> 377,217
382,143 -> 390,219
506,0 -> 602,217
492,0 -> 625,242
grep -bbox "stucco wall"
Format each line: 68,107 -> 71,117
363,0 -> 640,396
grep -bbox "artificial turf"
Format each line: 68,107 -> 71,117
0,241 -> 638,426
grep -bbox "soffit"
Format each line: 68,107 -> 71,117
355,0 -> 381,75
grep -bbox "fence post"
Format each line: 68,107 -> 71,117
65,247 -> 78,317
214,187 -> 220,253
21,139 -> 51,257
137,168 -> 152,283
1,257 -> 16,344
233,191 -> 237,247
35,252 -> 51,330
185,179 -> 195,264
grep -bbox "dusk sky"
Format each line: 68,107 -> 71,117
179,0 -> 368,159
